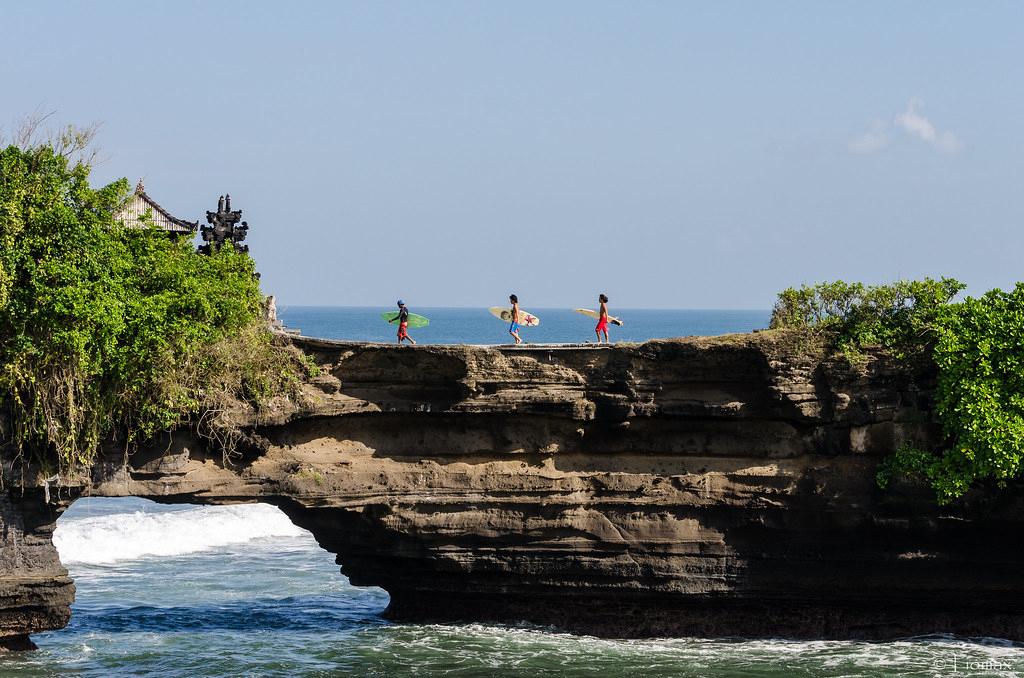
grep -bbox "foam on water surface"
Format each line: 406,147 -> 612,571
54,503 -> 306,565
9,491 -> 1022,676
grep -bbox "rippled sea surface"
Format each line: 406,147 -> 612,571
0,498 -> 1016,677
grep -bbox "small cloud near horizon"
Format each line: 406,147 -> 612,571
894,98 -> 963,152
849,99 -> 963,154
848,119 -> 889,154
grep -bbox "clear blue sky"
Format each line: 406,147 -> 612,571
3,1 -> 1022,309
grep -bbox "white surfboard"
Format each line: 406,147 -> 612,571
575,308 -> 623,326
489,306 -> 540,327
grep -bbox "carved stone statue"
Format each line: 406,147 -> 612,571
199,193 -> 250,255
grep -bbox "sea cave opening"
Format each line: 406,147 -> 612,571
41,497 -> 390,666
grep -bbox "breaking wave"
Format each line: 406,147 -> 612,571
54,503 -> 307,565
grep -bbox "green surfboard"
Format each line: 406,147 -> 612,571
381,311 -> 430,328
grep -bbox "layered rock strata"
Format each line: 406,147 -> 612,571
0,491 -> 73,650
5,332 -> 1024,642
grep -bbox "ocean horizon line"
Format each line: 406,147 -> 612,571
277,305 -> 773,313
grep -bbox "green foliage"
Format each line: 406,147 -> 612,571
0,142 -> 301,474
299,353 -> 322,378
878,284 -> 1024,502
769,278 -> 965,355
773,277 -> 1024,503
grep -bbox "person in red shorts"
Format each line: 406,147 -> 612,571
388,299 -> 417,345
595,293 -> 610,344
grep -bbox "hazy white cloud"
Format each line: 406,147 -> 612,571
894,99 -> 962,152
849,99 -> 963,154
848,120 -> 889,154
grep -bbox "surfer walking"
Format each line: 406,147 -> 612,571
595,294 -> 610,344
508,294 -> 523,345
388,300 -> 417,345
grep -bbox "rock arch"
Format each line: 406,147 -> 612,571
2,337 -> 1024,647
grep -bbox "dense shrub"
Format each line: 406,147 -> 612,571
877,284 -> 1024,502
769,278 -> 965,354
771,277 -> 1024,503
0,142 -> 304,475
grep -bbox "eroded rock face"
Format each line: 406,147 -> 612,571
0,491 -> 73,649
8,333 -> 1024,641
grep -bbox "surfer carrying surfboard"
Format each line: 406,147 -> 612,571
508,294 -> 522,345
387,300 -> 417,345
595,294 -> 610,344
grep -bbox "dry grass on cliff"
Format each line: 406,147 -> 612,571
161,324 -> 319,463
647,328 -> 832,359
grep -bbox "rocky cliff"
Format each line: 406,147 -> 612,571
4,332 -> 1024,644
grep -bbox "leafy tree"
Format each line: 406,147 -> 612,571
770,277 -> 1024,502
878,284 -> 1024,502
0,140 -> 302,475
769,278 -> 965,354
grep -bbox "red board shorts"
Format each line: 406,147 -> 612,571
595,318 -> 609,332
398,322 -> 409,339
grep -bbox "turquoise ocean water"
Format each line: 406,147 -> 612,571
2,309 -> 1021,677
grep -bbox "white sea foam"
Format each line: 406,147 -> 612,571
54,503 -> 307,565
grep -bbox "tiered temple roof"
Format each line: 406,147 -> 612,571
115,180 -> 198,234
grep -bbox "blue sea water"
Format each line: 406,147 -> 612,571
0,309 -> 1020,677
277,306 -> 771,345
2,498 -> 1018,677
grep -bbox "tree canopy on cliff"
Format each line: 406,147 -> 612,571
0,135 -> 305,476
769,278 -> 966,354
772,279 -> 1024,503
880,285 -> 1024,502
